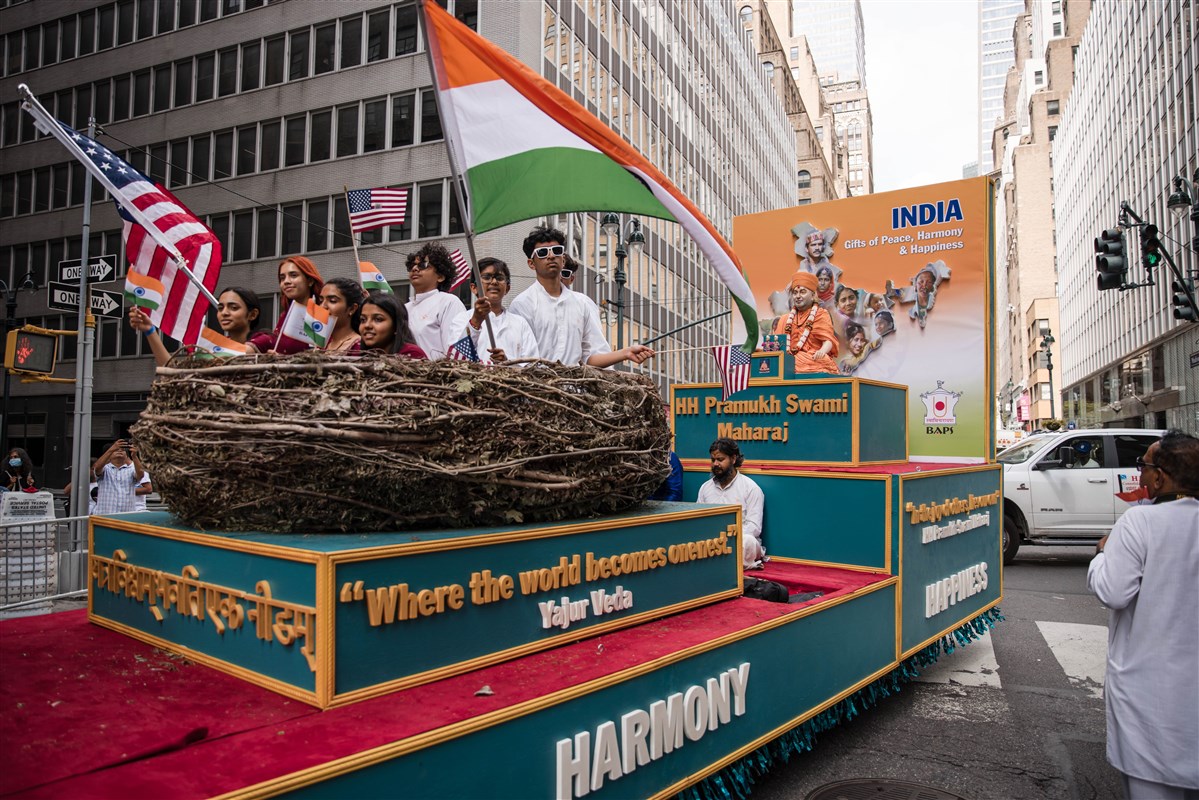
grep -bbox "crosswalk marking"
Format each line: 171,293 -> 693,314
916,631 -> 1001,687
1035,620 -> 1107,699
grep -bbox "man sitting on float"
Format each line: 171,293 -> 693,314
772,271 -> 839,374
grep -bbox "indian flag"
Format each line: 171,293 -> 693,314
304,298 -> 333,348
421,0 -> 758,350
196,326 -> 249,357
359,261 -> 392,294
124,269 -> 165,311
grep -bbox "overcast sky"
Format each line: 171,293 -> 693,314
861,0 -> 980,193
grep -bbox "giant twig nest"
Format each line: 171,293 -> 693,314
131,352 -> 670,532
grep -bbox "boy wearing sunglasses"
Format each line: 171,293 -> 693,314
509,226 -> 654,368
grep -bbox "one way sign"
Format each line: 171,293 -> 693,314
47,281 -> 124,318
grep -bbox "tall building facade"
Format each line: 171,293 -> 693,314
1053,0 -> 1197,432
790,0 -> 871,196
992,0 -> 1088,431
978,0 -> 1023,173
0,0 -> 797,485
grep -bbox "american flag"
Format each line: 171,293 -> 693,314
446,333 -> 480,362
711,344 -> 751,401
53,122 -> 221,345
448,248 -> 472,290
346,187 -> 408,233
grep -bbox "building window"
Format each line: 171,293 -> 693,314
739,5 -> 753,23
1048,125 -> 1057,141
1046,99 -> 1059,115
789,46 -> 799,61
1052,21 -> 1062,36
395,6 -> 418,55
420,90 -> 442,141
797,170 -> 811,189
762,61 -> 774,80
341,15 -> 363,70
1034,70 -> 1043,85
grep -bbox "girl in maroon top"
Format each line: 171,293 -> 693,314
350,293 -> 427,359
247,256 -> 325,354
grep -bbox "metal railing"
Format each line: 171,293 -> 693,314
0,510 -> 89,618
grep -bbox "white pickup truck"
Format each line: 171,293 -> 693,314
997,428 -> 1164,563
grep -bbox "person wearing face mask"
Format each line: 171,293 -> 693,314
450,257 -> 538,365
247,257 -> 325,354
4,447 -> 37,492
404,243 -> 467,361
129,286 -> 262,366
1088,431 -> 1199,800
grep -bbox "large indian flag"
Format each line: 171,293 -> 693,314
421,0 -> 758,349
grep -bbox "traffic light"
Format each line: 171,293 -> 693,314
1094,228 -> 1126,290
4,326 -> 58,375
1172,279 -> 1198,322
1140,224 -> 1163,270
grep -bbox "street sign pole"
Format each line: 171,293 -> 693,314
68,118 -> 98,532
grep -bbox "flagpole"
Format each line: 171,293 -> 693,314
418,3 -> 496,352
68,118 -> 98,540
637,309 -> 731,348
18,84 -> 219,308
343,186 -> 368,281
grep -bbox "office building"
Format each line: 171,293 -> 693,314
978,0 -> 1023,173
1053,0 -> 1196,431
0,0 -> 797,484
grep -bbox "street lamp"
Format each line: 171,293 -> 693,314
600,213 -> 644,350
1166,168 -> 1198,256
1039,331 -> 1056,422
1,270 -> 37,455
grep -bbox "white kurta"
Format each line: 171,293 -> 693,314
1087,497 -> 1199,790
406,290 -> 467,361
449,309 -> 540,365
508,282 -> 611,366
697,472 -> 765,569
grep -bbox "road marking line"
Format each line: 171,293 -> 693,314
1035,620 -> 1107,699
915,631 -> 1001,688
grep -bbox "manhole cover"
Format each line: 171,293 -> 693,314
806,779 -> 969,800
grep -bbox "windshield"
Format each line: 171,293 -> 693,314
997,436 -> 1055,464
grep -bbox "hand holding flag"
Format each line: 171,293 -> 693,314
124,271 -> 165,312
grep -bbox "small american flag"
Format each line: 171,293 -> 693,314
447,333 -> 480,362
448,248 -> 472,290
711,344 -> 751,401
346,187 -> 408,233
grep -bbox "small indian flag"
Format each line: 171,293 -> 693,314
359,261 -> 393,294
304,298 -> 333,348
124,270 -> 165,311
196,326 -> 249,357
280,301 -> 312,344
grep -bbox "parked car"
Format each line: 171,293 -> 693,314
997,428 -> 1165,564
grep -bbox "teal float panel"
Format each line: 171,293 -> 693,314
858,381 -> 908,462
896,466 -> 1003,655
280,583 -> 898,800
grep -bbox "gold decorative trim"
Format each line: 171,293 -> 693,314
90,516 -> 321,563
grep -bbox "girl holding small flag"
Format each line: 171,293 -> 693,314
351,293 -> 426,359
247,256 -> 324,354
318,277 -> 366,353
129,286 -> 261,365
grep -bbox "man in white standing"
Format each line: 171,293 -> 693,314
697,438 -> 765,570
508,225 -> 653,368
91,439 -> 145,515
1087,430 -> 1198,800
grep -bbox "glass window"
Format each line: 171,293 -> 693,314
209,213 -> 230,261
265,36 -> 285,85
172,59 -> 193,107
113,75 -> 131,121
281,203 -> 303,254
363,98 -> 386,152
454,0 -> 478,30
448,182 -> 463,235
395,6 -> 418,55
417,181 -> 442,238
420,90 -> 442,141
392,92 -> 415,147
289,29 -> 310,80
333,201 -> 351,249
157,0 -> 176,33
75,85 -> 92,127
336,104 -> 358,157
306,198 -> 329,251
340,15 -> 362,69
196,53 -> 215,101
6,31 -> 22,75
34,167 -> 50,212
116,0 -> 135,45
309,110 -> 331,161
314,24 -> 335,74
367,10 -> 389,62
153,65 -> 172,111
213,129 -> 234,178
387,185 -> 412,241
241,41 -> 261,91
137,0 -> 156,40
51,164 -> 70,209
191,133 -> 210,181
260,120 -> 280,170
41,23 -> 59,66
149,143 -> 168,185
1046,99 -> 1060,115
797,170 -> 811,189
200,0 -> 219,22
232,210 -> 253,261
169,139 -> 189,187
15,173 -> 32,215
256,207 -> 277,258
223,0 -> 242,14
69,162 -> 85,206
133,70 -> 151,116
2,103 -> 17,146
236,124 -> 257,175
78,10 -> 95,56
99,318 -> 119,359
218,47 -> 238,96
284,116 -> 305,166
179,0 -> 198,27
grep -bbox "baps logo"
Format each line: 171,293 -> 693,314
920,380 -> 962,425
